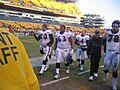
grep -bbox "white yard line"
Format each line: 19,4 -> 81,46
78,65 -> 103,75
41,65 -> 104,87
41,76 -> 70,87
78,70 -> 90,75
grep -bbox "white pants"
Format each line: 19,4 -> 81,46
55,48 -> 70,63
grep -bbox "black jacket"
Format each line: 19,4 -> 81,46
87,36 -> 103,56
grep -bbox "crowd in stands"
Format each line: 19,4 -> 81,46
0,20 -> 104,37
1,0 -> 81,16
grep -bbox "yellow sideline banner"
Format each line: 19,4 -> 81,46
0,29 -> 40,90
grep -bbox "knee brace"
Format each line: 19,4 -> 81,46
113,71 -> 118,78
77,59 -> 80,62
42,58 -> 48,65
104,69 -> 109,73
56,63 -> 60,68
81,60 -> 84,65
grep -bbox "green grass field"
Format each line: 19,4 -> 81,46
19,35 -> 120,90
19,35 -> 42,58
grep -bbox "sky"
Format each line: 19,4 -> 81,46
75,0 -> 120,28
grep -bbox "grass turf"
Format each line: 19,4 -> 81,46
19,35 -> 42,58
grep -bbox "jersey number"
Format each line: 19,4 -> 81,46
108,35 -> 119,42
80,39 -> 84,44
58,36 -> 67,42
43,33 -> 47,39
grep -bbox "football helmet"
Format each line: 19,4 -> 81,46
111,20 -> 120,28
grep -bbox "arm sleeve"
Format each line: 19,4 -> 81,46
87,39 -> 92,55
54,38 -> 58,50
47,34 -> 54,47
34,33 -> 42,41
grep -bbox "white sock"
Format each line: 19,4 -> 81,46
56,68 -> 60,74
39,65 -> 46,73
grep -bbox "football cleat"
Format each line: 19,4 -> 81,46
89,76 -> 93,81
54,73 -> 60,80
94,73 -> 98,77
44,65 -> 49,71
80,65 -> 84,71
66,69 -> 70,74
38,72 -> 43,76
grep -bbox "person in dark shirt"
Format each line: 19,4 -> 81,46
87,30 -> 103,81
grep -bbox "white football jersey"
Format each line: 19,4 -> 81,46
76,34 -> 89,46
66,30 -> 75,37
38,29 -> 52,46
55,31 -> 71,49
105,29 -> 120,51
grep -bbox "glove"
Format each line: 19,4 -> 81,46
66,53 -> 73,64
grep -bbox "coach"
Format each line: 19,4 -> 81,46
87,30 -> 103,81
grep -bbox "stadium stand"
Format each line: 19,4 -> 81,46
0,0 -> 82,16
0,0 -> 104,34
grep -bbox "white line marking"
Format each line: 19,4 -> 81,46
78,70 -> 90,75
41,76 -> 70,86
41,65 -> 104,86
78,65 -> 104,75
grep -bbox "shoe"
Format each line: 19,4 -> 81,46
54,73 -> 60,79
103,73 -> 109,81
80,65 -> 84,71
94,73 -> 98,77
112,78 -> 117,90
38,72 -> 43,76
66,69 -> 70,74
89,76 -> 93,81
66,67 -> 70,74
44,65 -> 49,71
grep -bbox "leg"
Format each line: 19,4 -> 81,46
80,50 -> 85,71
44,47 -> 52,71
76,48 -> 81,70
63,49 -> 70,74
94,55 -> 101,74
111,53 -> 119,90
89,55 -> 95,81
103,52 -> 111,81
39,46 -> 51,75
54,48 -> 62,79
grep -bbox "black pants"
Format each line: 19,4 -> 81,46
90,54 -> 101,76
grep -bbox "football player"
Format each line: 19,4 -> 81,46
54,25 -> 73,79
103,20 -> 120,90
75,31 -> 89,71
34,24 -> 54,75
